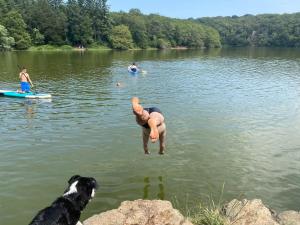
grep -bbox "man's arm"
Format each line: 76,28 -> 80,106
148,112 -> 164,142
27,75 -> 34,87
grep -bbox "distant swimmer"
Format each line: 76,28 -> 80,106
116,82 -> 125,87
128,62 -> 139,73
131,97 -> 166,155
19,67 -> 33,92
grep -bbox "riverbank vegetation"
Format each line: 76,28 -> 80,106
0,0 -> 220,50
196,13 -> 300,47
0,0 -> 299,51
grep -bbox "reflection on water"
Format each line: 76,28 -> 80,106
0,48 -> 300,225
143,176 -> 165,200
24,100 -> 36,118
22,99 -> 52,118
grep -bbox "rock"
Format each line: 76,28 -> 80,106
278,211 -> 300,225
83,199 -> 193,225
224,199 -> 279,225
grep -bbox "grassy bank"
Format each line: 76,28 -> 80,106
25,44 -> 194,51
176,184 -> 227,225
27,44 -> 111,51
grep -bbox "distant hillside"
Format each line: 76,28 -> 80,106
0,0 -> 220,50
195,13 -> 300,47
1,0 -> 299,50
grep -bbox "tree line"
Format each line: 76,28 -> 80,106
0,0 -> 299,51
0,0 -> 221,50
0,0 -> 111,50
196,13 -> 300,47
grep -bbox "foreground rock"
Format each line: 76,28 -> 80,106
224,199 -> 300,225
83,199 -> 193,225
278,211 -> 300,225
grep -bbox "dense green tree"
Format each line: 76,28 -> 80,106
197,13 -> 300,47
2,1 -> 300,50
0,24 -> 15,50
87,0 -> 112,43
66,0 -> 93,46
2,10 -> 31,49
0,0 -> 15,18
108,25 -> 133,50
147,15 -> 166,44
126,9 -> 148,48
28,0 -> 67,45
31,28 -> 44,45
111,11 -> 219,49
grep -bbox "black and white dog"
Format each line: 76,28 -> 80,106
29,175 -> 98,225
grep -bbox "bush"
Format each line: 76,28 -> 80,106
108,25 -> 134,50
60,45 -> 73,50
157,38 -> 171,49
0,24 -> 15,50
191,204 -> 226,225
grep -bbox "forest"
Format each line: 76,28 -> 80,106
196,13 -> 300,47
0,0 -> 299,50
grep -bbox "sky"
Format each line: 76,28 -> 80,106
108,0 -> 300,19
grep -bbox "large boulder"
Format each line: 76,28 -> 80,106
278,211 -> 300,225
83,199 -> 193,225
224,199 -> 279,225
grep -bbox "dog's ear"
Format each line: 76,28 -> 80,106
68,175 -> 81,184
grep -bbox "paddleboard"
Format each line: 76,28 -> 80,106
0,90 -> 52,99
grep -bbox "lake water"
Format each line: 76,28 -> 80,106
0,48 -> 300,224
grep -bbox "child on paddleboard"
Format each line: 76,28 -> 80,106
132,97 -> 166,155
19,67 -> 33,92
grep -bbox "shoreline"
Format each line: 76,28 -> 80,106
7,45 -> 299,52
83,198 -> 300,225
9,44 -> 211,52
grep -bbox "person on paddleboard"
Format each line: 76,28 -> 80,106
19,67 -> 33,92
128,62 -> 139,73
132,97 -> 166,155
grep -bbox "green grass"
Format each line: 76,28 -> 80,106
28,44 -> 74,51
86,43 -> 111,50
190,183 -> 227,225
173,184 -> 227,225
190,202 -> 226,225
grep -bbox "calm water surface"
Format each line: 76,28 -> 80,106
0,48 -> 300,224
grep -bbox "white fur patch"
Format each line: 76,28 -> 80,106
76,221 -> 83,225
91,188 -> 95,198
63,181 -> 78,196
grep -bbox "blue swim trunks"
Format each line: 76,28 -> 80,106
20,82 -> 30,92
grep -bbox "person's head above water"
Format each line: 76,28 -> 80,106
132,62 -> 136,66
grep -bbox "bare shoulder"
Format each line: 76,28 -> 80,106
150,111 -> 164,121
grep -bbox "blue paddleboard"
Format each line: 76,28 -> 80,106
0,90 -> 52,99
128,69 -> 139,75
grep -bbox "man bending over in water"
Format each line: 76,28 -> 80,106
19,67 -> 33,92
132,97 -> 166,155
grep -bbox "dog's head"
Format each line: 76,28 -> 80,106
63,175 -> 98,210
